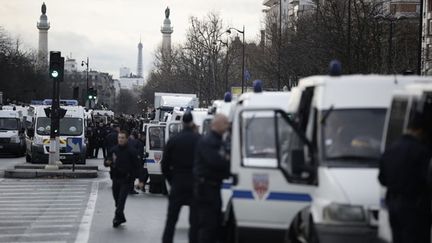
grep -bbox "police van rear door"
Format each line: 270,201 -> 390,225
230,108 -> 315,230
145,124 -> 166,175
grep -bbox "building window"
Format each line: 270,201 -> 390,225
427,44 -> 432,60
429,19 -> 432,36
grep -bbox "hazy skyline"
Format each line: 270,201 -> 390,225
0,0 -> 264,79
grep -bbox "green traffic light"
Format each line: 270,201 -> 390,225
51,70 -> 59,78
89,95 -> 93,99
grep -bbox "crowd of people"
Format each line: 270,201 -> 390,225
98,111 -> 231,243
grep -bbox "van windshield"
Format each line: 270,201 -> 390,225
322,109 -> 386,166
36,117 -> 83,136
0,118 -> 19,130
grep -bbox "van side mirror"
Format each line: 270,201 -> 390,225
27,128 -> 34,138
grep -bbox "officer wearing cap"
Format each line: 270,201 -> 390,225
161,111 -> 201,243
379,111 -> 432,243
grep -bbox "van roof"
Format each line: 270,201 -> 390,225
237,91 -> 291,111
0,110 -> 20,118
297,75 -> 432,110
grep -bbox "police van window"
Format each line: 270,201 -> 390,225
0,118 -> 19,130
322,109 -> 386,166
169,123 -> 182,138
277,113 -> 303,177
202,118 -> 212,136
241,111 -> 276,162
149,127 -> 165,150
384,98 -> 408,150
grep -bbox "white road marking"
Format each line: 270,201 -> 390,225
0,224 -> 75,230
74,181 -> 98,243
0,232 -> 70,238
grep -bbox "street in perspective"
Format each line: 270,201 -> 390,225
1,0 -> 432,243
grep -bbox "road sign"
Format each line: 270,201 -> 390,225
66,138 -> 82,154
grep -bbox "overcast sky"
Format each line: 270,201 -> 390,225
0,0 -> 265,79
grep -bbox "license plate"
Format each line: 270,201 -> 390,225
60,156 -> 66,159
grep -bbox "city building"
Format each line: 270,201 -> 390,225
422,0 -> 432,74
161,7 -> 173,59
37,2 -> 50,67
262,0 -> 315,30
64,56 -> 78,73
118,77 -> 145,90
119,67 -> 131,78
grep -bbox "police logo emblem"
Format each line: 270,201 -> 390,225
253,174 -> 269,200
154,152 -> 162,163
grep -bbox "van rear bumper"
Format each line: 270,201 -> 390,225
315,223 -> 378,243
0,143 -> 24,155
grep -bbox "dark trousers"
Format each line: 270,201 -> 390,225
162,177 -> 197,243
94,145 -> 106,159
387,194 -> 431,243
195,181 -> 222,243
112,178 -> 132,220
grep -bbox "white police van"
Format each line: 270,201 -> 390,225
0,109 -> 26,156
377,82 -> 432,243
223,85 -> 293,241
25,105 -> 87,164
224,74 -> 422,243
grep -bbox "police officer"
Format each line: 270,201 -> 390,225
128,130 -> 143,195
379,112 -> 432,243
104,130 -> 141,228
194,114 -> 230,243
94,123 -> 107,158
105,124 -> 120,153
161,112 -> 201,243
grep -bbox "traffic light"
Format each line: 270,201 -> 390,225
87,88 -> 97,100
49,51 -> 64,81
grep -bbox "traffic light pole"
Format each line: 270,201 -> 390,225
46,51 -> 64,169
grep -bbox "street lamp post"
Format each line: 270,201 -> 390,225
227,26 -> 245,93
81,57 -> 89,108
376,15 -> 407,74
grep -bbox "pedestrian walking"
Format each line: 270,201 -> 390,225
379,112 -> 432,243
104,130 -> 141,228
194,114 -> 230,243
161,112 -> 201,243
94,123 -> 107,159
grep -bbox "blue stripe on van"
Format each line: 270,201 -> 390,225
232,190 -> 254,199
267,192 -> 312,202
145,159 -> 156,164
232,190 -> 312,202
222,183 -> 232,189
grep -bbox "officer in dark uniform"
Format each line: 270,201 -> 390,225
194,114 -> 230,243
94,123 -> 107,158
161,112 -> 201,243
104,130 -> 141,228
128,130 -> 143,195
379,112 -> 432,243
105,124 -> 120,153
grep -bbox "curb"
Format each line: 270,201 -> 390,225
4,169 -> 98,179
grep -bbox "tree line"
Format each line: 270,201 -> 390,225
0,27 -> 52,104
142,0 -> 419,107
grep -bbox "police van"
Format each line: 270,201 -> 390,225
224,74 -> 423,243
25,105 -> 87,164
377,82 -> 432,243
222,85 -> 292,241
0,109 -> 26,156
